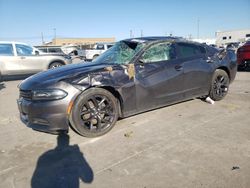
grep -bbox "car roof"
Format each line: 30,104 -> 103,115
123,36 -> 194,44
123,36 -> 206,47
0,41 -> 31,46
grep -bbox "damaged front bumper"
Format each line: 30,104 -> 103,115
17,84 -> 81,134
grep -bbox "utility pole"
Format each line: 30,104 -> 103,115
41,32 -> 44,45
130,30 -> 133,38
140,30 -> 143,37
197,18 -> 200,39
53,28 -> 57,45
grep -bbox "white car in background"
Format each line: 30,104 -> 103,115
0,41 -> 72,81
83,43 -> 114,61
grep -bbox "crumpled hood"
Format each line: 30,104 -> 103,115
19,62 -> 115,90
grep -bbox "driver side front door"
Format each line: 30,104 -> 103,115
134,42 -> 185,112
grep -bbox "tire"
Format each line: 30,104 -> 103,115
48,62 -> 64,69
208,69 -> 230,101
69,88 -> 119,137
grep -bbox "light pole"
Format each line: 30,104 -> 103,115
197,19 -> 200,39
41,32 -> 44,45
53,28 -> 57,45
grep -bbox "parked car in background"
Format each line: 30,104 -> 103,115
83,43 -> 114,61
226,42 -> 240,50
237,40 -> 250,70
36,45 -> 85,60
17,37 -> 237,137
36,46 -> 65,55
0,41 -> 72,81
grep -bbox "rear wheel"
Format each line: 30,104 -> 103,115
209,69 -> 230,101
70,88 -> 119,137
49,62 -> 64,69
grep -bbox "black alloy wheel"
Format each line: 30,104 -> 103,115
209,69 -> 230,101
70,88 -> 119,137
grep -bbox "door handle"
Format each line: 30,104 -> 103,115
206,59 -> 214,63
139,64 -> 144,68
175,65 -> 183,71
20,56 -> 26,59
205,57 -> 214,63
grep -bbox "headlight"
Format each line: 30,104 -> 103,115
32,89 -> 68,100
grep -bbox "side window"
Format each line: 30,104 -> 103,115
16,44 -> 33,56
0,44 -> 14,56
96,44 -> 104,50
141,43 -> 176,63
38,48 -> 47,53
178,43 -> 205,58
48,48 -> 63,53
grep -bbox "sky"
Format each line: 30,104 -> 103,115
0,0 -> 249,45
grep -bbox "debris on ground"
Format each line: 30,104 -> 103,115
221,103 -> 239,111
231,166 -> 240,170
124,131 -> 133,138
205,97 -> 215,104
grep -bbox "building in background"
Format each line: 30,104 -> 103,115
189,38 -> 216,45
216,29 -> 250,47
48,37 -> 116,49
53,37 -> 116,45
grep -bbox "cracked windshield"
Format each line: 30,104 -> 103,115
93,41 -> 145,64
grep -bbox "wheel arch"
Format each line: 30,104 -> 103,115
47,60 -> 66,69
95,86 -> 123,117
216,66 -> 231,81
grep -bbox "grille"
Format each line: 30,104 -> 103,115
20,90 -> 32,100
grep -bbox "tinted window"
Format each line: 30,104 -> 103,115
141,43 -> 176,63
96,44 -> 104,50
178,43 -> 205,58
48,48 -> 63,53
38,48 -> 48,53
222,37 -> 227,40
0,44 -> 14,56
246,34 -> 250,37
16,44 -> 33,56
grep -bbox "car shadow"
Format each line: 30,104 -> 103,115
237,68 -> 250,72
31,132 -> 94,188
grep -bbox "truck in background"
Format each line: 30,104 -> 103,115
82,43 -> 114,61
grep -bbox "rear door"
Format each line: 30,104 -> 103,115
0,43 -> 22,75
135,42 -> 185,111
176,42 -> 213,99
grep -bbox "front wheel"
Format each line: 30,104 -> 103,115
70,88 -> 119,137
208,69 -> 230,101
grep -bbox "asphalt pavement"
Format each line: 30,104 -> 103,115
0,72 -> 250,188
